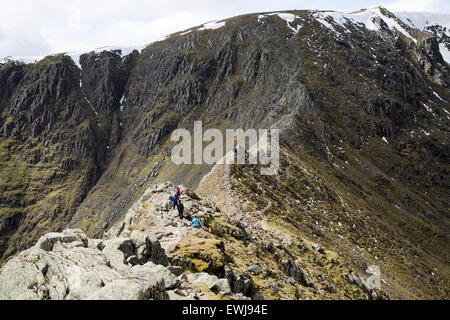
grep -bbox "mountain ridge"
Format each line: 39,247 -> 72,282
1,7 -> 449,66
0,7 -> 449,299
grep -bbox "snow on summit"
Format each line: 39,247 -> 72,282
1,8 -> 449,67
311,7 -> 417,42
394,11 -> 450,34
0,44 -> 147,69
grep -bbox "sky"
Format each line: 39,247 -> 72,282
1,0 -> 449,58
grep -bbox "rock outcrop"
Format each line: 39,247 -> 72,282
0,183 -> 265,300
0,229 -> 169,300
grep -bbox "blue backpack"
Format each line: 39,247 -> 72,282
193,218 -> 202,228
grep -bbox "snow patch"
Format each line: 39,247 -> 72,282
438,43 -> 450,64
394,11 -> 450,36
67,52 -> 82,69
0,55 -> 47,65
422,103 -> 433,113
66,45 -> 146,70
257,15 -> 266,22
1,44 -> 147,70
199,21 -> 226,31
84,96 -> 98,115
258,12 -> 302,34
120,94 -> 126,112
434,91 -> 446,101
275,13 -> 298,24
316,15 -> 339,34
369,8 -> 416,42
348,11 -> 380,31
312,8 -> 417,42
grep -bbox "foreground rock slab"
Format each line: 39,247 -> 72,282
0,229 -> 169,300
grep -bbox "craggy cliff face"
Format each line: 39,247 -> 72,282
0,8 -> 448,299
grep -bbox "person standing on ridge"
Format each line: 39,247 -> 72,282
177,200 -> 184,219
175,186 -> 181,197
172,193 -> 180,209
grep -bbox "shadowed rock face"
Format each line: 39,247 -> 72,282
0,8 -> 449,299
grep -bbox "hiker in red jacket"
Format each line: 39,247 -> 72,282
175,187 -> 181,197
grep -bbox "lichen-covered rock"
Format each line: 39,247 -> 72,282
131,262 -> 179,290
66,266 -> 105,300
102,238 -> 135,271
186,273 -> 232,294
36,230 -> 86,252
0,229 -> 168,300
86,280 -> 144,300
247,265 -> 261,275
0,258 -> 46,300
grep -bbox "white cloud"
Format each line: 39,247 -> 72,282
99,11 -> 218,48
0,25 -> 52,57
0,0 -> 226,57
67,6 -> 82,30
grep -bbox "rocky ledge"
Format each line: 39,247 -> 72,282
0,181 -> 390,300
0,227 -> 236,300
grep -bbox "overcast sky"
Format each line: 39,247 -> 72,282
1,0 -> 449,58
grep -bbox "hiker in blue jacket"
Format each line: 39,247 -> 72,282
172,194 -> 180,209
192,216 -> 203,229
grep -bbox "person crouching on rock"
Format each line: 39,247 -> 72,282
177,200 -> 184,219
192,216 -> 203,229
172,193 -> 180,209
